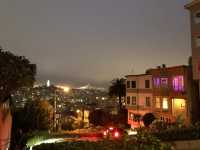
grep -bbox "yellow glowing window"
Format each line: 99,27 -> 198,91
173,99 -> 186,109
155,97 -> 161,108
162,98 -> 168,110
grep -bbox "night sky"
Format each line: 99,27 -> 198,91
0,0 -> 191,87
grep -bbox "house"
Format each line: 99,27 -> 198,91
125,65 -> 191,128
125,74 -> 153,128
148,65 -> 191,125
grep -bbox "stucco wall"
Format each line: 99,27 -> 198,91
0,108 -> 12,150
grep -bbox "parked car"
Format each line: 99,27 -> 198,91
102,126 -> 127,139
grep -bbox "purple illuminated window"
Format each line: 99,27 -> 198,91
173,76 -> 184,91
153,78 -> 160,88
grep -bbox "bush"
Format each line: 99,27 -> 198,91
33,133 -> 172,150
151,120 -> 168,132
152,126 -> 200,141
142,113 -> 155,127
61,117 -> 76,130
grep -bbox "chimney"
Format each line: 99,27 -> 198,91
162,64 -> 166,68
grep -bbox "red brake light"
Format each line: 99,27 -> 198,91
114,131 -> 119,138
103,131 -> 107,136
109,127 -> 114,130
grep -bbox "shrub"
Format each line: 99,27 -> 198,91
152,127 -> 200,141
33,133 -> 172,150
142,113 -> 156,127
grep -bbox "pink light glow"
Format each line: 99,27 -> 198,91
173,76 -> 184,91
153,78 -> 160,87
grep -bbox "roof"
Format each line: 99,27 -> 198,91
147,65 -> 188,71
125,65 -> 188,78
185,0 -> 200,9
125,74 -> 151,78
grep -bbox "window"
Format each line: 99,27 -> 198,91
132,96 -> 137,105
196,36 -> 200,47
145,97 -> 151,107
172,76 -> 184,92
145,80 -> 150,88
153,78 -> 160,88
155,97 -> 161,108
194,12 -> 200,24
161,78 -> 168,87
131,81 -> 136,88
162,98 -> 169,110
127,81 -> 130,88
127,96 -> 130,104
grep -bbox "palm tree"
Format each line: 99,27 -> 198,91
109,78 -> 126,111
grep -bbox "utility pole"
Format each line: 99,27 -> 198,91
53,89 -> 57,132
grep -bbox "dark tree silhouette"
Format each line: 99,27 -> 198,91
109,78 -> 126,110
0,47 -> 36,102
89,109 -> 110,126
142,113 -> 155,127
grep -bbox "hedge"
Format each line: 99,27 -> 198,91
153,127 -> 200,141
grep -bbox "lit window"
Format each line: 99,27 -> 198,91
127,96 -> 130,104
194,12 -> 200,24
153,78 -> 160,88
172,76 -> 184,92
127,81 -> 130,88
155,97 -> 161,108
145,97 -> 151,107
162,98 -> 168,110
131,81 -> 136,88
132,96 -> 136,105
196,36 -> 200,47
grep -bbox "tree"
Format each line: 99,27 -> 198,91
109,78 -> 126,110
89,109 -> 110,126
23,100 -> 54,130
11,100 -> 53,148
0,47 -> 36,149
142,113 -> 155,127
0,47 -> 36,102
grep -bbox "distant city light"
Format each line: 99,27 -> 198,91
46,80 -> 50,87
76,109 -> 80,113
56,85 -> 70,93
63,86 -> 70,92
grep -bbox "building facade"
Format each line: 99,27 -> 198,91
126,74 -> 153,128
185,0 -> 200,80
148,65 -> 191,125
185,0 -> 200,123
125,65 -> 191,128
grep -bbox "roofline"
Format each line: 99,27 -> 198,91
126,65 -> 188,77
147,65 -> 188,71
185,1 -> 200,9
125,74 -> 151,77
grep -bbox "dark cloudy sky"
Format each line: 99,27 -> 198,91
0,0 -> 191,87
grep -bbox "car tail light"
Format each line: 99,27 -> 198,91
114,131 -> 119,138
109,127 -> 113,130
103,131 -> 107,136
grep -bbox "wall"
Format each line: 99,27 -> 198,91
0,106 -> 12,150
